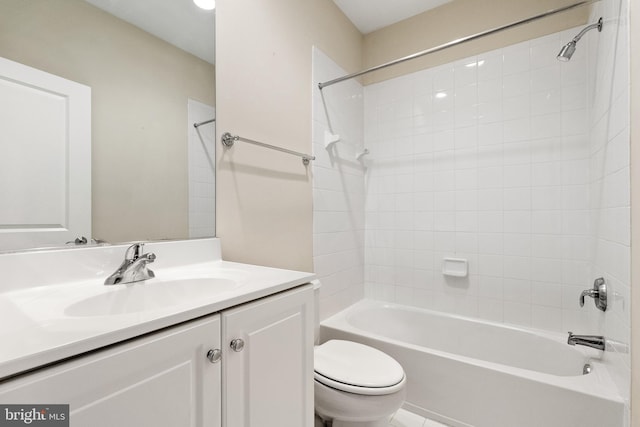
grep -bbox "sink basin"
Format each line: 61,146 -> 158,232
65,278 -> 239,317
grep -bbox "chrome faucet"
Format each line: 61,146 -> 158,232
567,332 -> 606,351
579,277 -> 607,311
104,243 -> 156,285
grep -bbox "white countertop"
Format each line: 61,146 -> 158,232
0,239 -> 315,380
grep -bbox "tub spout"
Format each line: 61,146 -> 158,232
567,332 -> 605,351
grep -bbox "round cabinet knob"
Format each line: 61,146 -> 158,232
206,348 -> 221,363
230,338 -> 245,352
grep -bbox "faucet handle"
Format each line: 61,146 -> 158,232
578,277 -> 607,311
124,243 -> 145,261
579,289 -> 598,307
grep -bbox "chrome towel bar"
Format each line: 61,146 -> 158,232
194,118 -> 215,128
221,132 -> 315,165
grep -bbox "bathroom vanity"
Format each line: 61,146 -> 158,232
0,238 -> 315,427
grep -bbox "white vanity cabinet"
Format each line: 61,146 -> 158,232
0,314 -> 222,426
222,283 -> 314,427
0,284 -> 313,427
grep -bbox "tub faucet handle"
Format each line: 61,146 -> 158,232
579,289 -> 598,307
579,277 -> 607,312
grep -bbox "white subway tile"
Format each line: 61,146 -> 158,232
455,211 -> 478,232
531,257 -> 563,283
562,108 -> 588,136
477,145 -> 504,168
532,281 -> 563,308
478,188 -> 503,211
455,148 -> 478,170
503,164 -> 532,187
503,119 -> 531,144
478,254 -> 504,277
477,297 -> 504,322
531,113 -> 562,140
562,84 -> 587,111
532,210 -> 563,234
531,65 -> 561,92
478,101 -> 503,124
455,58 -> 479,87
478,122 -> 503,147
478,77 -> 502,102
503,257 -> 532,281
454,126 -> 478,150
478,211 -> 503,233
452,171 -> 475,191
478,233 -> 503,255
477,52 -> 503,81
503,42 -> 531,75
503,211 -> 531,233
455,189 -> 479,211
532,305 -> 563,331
531,89 -> 561,116
432,64 -> 455,92
503,94 -> 531,120
532,186 -> 562,210
503,188 -> 531,210
504,301 -> 532,326
530,36 -> 561,68
502,72 -> 531,98
504,233 -> 532,257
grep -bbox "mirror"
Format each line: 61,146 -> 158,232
0,0 -> 216,252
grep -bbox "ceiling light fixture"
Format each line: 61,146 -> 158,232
194,0 -> 215,11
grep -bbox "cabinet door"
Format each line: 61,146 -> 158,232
0,315 -> 221,427
222,285 -> 314,427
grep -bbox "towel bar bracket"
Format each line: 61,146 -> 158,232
221,132 -> 239,147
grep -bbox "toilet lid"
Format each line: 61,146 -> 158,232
314,340 -> 405,395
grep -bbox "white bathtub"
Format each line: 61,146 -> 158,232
319,300 -> 624,427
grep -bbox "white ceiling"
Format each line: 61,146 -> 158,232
84,0 -> 215,64
83,0 -> 450,64
333,0 -> 453,34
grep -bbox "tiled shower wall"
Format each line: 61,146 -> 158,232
587,0 -> 630,416
312,47 -> 365,320
312,6 -> 630,419
363,28 -> 598,333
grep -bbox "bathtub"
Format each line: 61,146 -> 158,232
319,300 -> 624,427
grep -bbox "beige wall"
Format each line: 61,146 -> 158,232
0,0 -> 215,243
363,0 -> 589,84
215,0 -> 593,273
631,0 -> 639,422
215,0 -> 362,271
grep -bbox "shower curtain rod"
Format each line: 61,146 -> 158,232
318,0 -> 599,90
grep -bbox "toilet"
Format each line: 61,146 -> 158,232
314,339 -> 406,427
312,282 -> 406,426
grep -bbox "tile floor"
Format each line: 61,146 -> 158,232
314,408 -> 449,427
390,409 -> 449,427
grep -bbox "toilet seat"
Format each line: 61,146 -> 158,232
314,340 -> 405,396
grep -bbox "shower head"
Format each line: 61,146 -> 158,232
557,41 -> 577,61
557,17 -> 603,61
